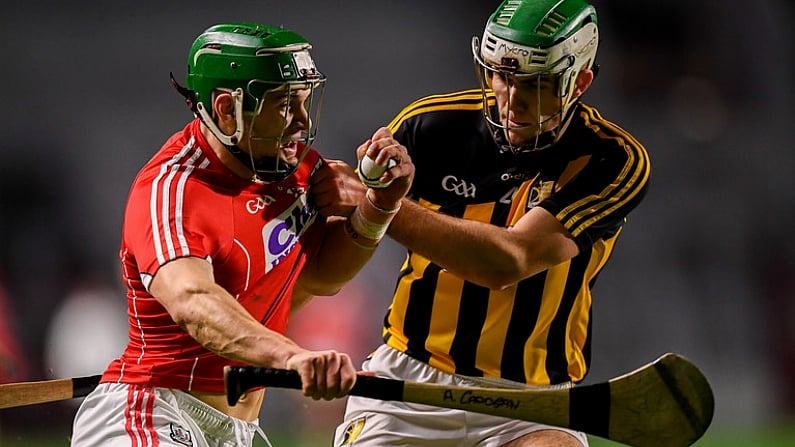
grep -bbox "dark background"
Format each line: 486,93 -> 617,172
1,0 -> 793,444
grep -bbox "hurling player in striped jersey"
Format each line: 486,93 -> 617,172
332,1 -> 650,446
70,22 -> 413,447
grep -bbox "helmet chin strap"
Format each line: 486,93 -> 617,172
195,88 -> 245,147
192,87 -> 294,182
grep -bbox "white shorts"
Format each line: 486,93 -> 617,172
70,383 -> 268,447
333,345 -> 589,447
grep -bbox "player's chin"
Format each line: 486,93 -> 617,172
506,129 -> 538,147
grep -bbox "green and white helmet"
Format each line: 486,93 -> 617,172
472,0 -> 599,153
173,22 -> 326,182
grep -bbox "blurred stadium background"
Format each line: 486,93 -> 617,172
1,0 -> 793,445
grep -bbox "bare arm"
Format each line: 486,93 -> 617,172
290,281 -> 315,315
387,199 -> 578,290
344,128 -> 578,290
296,214 -> 375,296
149,256 -> 356,400
299,133 -> 414,296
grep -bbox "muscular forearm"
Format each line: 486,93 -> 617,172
388,198 -> 568,289
150,258 -> 306,369
299,216 -> 375,296
169,282 -> 304,368
151,256 -> 357,402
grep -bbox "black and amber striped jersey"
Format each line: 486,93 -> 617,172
382,89 -> 650,385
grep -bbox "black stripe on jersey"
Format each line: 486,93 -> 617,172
387,89 -> 493,132
383,255 -> 415,334
449,282 -> 491,377
545,253 -> 591,384
500,272 -> 547,383
559,105 -> 649,238
400,263 -> 442,364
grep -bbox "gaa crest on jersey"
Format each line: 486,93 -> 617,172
527,179 -> 555,209
169,422 -> 193,446
441,175 -> 477,198
246,195 -> 276,214
262,196 -> 316,272
337,416 -> 366,446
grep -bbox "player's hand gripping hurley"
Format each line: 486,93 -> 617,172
225,353 -> 714,447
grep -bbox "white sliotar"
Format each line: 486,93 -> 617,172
358,154 -> 397,188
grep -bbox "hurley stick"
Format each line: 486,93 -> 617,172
0,375 -> 101,409
225,353 -> 714,447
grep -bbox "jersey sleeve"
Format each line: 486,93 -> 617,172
122,170 -> 228,290
539,143 -> 650,251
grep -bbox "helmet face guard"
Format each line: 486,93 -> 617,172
241,77 -> 325,182
178,22 -> 326,182
473,40 -> 574,153
472,0 -> 599,153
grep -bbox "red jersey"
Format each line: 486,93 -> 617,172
102,118 -> 324,393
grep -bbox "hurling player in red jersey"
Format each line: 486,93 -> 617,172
70,23 -> 413,447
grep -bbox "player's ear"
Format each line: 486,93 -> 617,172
212,91 -> 236,122
573,69 -> 594,98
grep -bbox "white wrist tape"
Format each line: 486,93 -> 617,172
349,207 -> 390,240
366,189 -> 401,215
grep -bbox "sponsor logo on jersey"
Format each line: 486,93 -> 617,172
262,196 -> 316,271
441,175 -> 477,198
169,423 -> 193,446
